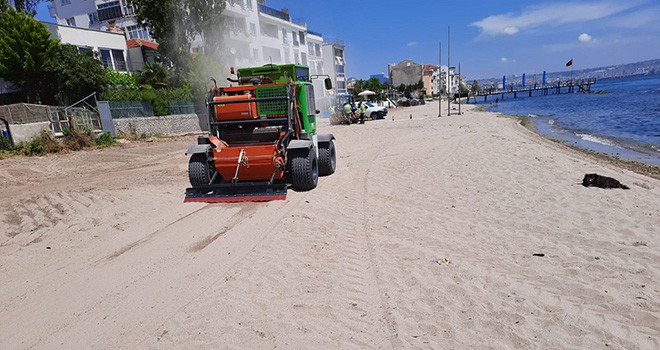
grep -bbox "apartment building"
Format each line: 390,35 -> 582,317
322,40 -> 347,95
47,0 -> 346,98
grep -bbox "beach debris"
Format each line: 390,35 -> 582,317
582,173 -> 630,189
532,253 -> 545,257
436,258 -> 451,265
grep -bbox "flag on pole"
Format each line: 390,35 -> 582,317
566,59 -> 573,67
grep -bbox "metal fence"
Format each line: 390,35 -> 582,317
108,100 -> 154,118
168,101 -> 196,115
108,100 -> 201,118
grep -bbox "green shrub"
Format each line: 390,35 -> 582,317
100,85 -> 194,116
105,69 -> 139,87
96,132 -> 116,147
0,135 -> 13,151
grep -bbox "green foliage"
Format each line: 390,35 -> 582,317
100,85 -> 193,116
1,0 -> 45,14
95,132 -> 116,147
49,44 -> 107,105
352,77 -> 388,98
0,8 -> 60,102
129,0 -> 226,71
470,80 -> 480,96
139,62 -> 170,89
0,129 -> 119,159
105,69 -> 139,87
0,133 -> 13,150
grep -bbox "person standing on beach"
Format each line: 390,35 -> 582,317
358,102 -> 366,124
343,102 -> 353,124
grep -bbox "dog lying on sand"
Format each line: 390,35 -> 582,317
582,173 -> 630,189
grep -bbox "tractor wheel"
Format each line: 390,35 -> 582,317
318,140 -> 336,176
289,147 -> 318,191
188,153 -> 212,188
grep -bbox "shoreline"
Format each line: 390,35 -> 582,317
495,112 -> 660,180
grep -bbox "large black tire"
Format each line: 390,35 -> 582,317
318,140 -> 336,176
289,147 -> 318,191
371,112 -> 380,120
188,153 -> 212,188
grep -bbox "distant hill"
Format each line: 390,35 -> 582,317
477,58 -> 660,87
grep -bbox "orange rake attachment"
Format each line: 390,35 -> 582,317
184,182 -> 287,203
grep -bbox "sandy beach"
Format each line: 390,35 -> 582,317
0,101 -> 658,349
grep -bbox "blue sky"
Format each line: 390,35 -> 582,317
35,0 -> 660,80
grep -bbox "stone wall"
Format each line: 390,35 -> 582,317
112,114 -> 208,137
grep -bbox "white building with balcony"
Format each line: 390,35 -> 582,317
47,0 -> 346,97
322,40 -> 347,95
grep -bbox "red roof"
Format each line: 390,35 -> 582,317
423,64 -> 438,73
126,39 -> 159,50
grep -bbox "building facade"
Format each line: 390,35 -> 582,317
47,0 -> 346,98
389,59 -> 423,87
322,40 -> 347,95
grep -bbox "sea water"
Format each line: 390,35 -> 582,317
486,74 -> 660,166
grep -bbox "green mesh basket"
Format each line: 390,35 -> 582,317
255,85 -> 288,117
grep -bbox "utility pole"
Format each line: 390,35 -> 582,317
438,41 -> 442,117
447,26 -> 451,116
458,63 -> 461,115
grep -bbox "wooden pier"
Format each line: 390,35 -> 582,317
476,79 -> 596,102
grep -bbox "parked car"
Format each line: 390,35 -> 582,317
362,102 -> 388,120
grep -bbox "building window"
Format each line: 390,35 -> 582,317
336,80 -> 346,91
336,64 -> 345,74
292,30 -> 299,46
100,48 -> 127,71
282,28 -> 288,45
126,25 -> 150,40
88,12 -> 99,26
246,0 -> 253,10
249,23 -> 256,36
253,48 -> 259,60
62,0 -> 71,5
301,52 -> 307,66
78,46 -> 92,55
299,32 -> 305,45
65,17 -> 76,26
97,1 -> 122,21
294,51 -> 299,64
315,43 -> 321,57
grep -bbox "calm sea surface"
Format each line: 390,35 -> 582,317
485,74 -> 660,165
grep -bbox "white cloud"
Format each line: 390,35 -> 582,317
500,57 -> 508,63
407,41 -> 418,47
472,1 -> 642,36
578,33 -> 593,42
503,26 -> 519,35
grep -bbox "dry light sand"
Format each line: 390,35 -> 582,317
0,102 -> 658,349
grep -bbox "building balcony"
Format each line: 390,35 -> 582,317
225,0 -> 250,17
258,4 -> 290,22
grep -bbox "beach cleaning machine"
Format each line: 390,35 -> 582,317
184,64 -> 336,203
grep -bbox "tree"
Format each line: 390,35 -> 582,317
139,62 -> 170,89
49,44 -> 108,105
1,0 -> 45,15
470,80 -> 480,96
129,0 -> 226,75
0,8 -> 59,102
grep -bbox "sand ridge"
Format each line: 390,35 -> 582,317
0,102 -> 658,349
